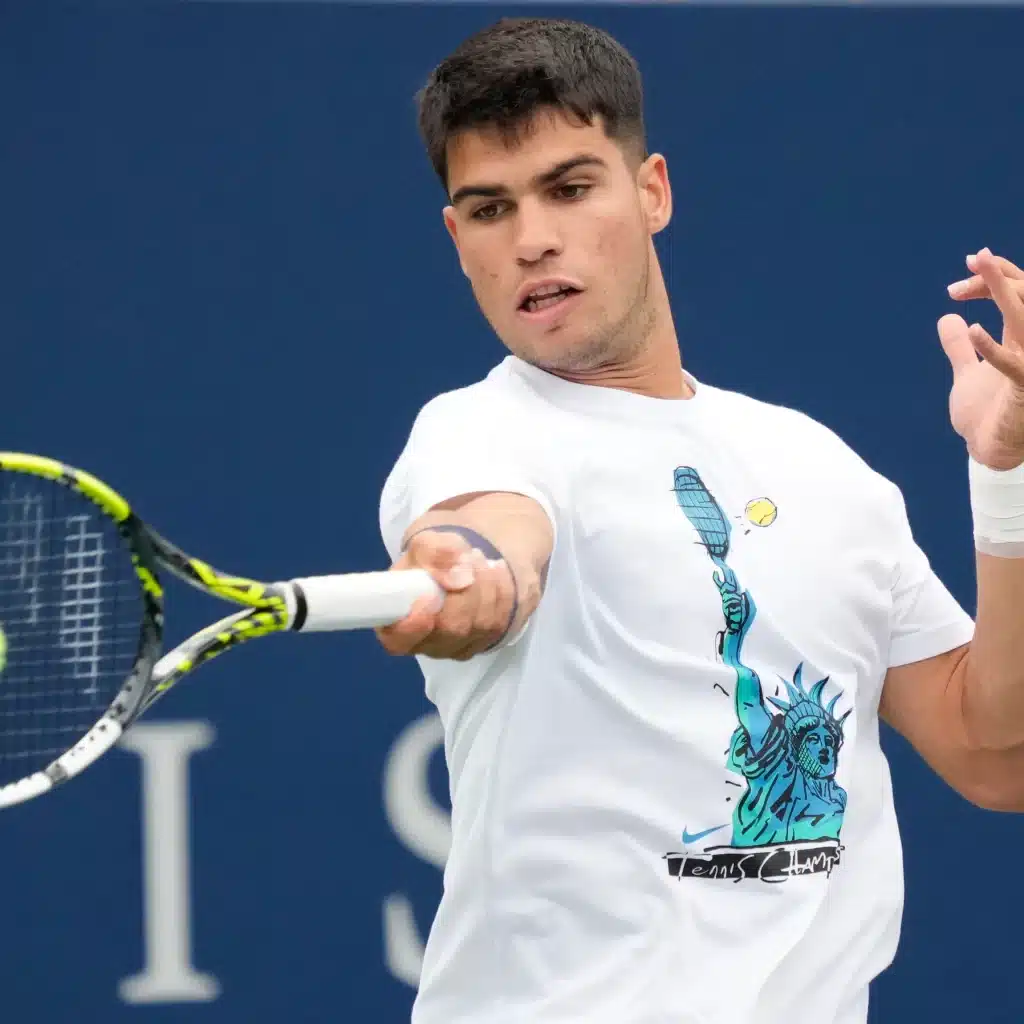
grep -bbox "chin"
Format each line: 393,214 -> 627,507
526,333 -> 617,374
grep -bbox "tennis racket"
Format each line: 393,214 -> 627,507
0,452 -> 442,809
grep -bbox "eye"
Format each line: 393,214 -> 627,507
470,201 -> 506,222
555,183 -> 590,201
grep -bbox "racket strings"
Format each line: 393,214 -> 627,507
0,481 -> 142,780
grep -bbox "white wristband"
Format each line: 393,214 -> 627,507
968,456 -> 1024,557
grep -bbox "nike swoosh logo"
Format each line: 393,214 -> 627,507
681,824 -> 728,845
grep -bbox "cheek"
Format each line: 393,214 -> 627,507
593,215 -> 632,258
464,246 -> 497,280
463,251 -> 504,302
592,214 -> 648,286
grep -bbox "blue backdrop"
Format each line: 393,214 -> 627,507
2,3 -> 1023,1021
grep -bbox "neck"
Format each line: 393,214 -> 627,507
548,337 -> 689,399
543,257 -> 692,400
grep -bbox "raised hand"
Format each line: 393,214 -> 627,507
713,565 -> 750,635
940,249 -> 1024,470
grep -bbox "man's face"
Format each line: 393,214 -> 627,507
443,110 -> 670,373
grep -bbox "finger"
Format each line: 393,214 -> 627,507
947,277 -> 991,301
937,313 -> 980,378
473,555 -> 516,641
966,251 -> 1024,280
971,249 -> 1024,349
411,599 -> 482,660
448,581 -> 503,659
441,551 -> 500,660
967,323 -> 1024,387
374,594 -> 442,655
949,254 -> 1024,299
429,578 -> 482,652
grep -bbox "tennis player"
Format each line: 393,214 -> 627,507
376,18 -> 1024,1024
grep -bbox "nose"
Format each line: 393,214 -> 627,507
514,197 -> 562,266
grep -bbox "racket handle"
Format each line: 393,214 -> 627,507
290,569 -> 444,632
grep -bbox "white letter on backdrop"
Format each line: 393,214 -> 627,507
383,713 -> 451,987
118,721 -> 220,1004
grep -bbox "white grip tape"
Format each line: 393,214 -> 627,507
291,569 -> 443,632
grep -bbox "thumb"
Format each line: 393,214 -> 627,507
404,529 -> 477,592
937,313 -> 979,378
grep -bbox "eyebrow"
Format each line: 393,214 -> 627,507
449,155 -> 609,207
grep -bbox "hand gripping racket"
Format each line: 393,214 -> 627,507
0,452 -> 442,809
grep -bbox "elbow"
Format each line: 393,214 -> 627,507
945,730 -> 1024,813
952,774 -> 1024,813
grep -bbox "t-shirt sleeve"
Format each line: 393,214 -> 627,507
379,390 -> 558,563
887,486 -> 975,668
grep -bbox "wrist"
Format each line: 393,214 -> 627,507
968,456 -> 1024,557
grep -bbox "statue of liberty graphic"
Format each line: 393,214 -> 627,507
666,467 -> 849,881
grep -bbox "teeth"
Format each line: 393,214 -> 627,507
525,291 -> 573,312
522,284 -> 577,312
531,284 -> 566,299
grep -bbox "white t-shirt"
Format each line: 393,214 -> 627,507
379,356 -> 975,1024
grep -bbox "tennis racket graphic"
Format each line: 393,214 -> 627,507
673,466 -> 731,561
0,453 -> 441,809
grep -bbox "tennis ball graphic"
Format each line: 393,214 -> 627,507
745,498 -> 777,527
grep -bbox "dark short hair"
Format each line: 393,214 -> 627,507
416,18 -> 647,190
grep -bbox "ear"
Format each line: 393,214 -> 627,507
636,153 -> 672,235
443,206 -> 469,277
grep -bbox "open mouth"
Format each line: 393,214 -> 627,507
519,284 -> 582,314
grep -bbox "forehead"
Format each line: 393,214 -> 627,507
446,110 -> 621,191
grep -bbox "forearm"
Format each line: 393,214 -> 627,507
962,550 -> 1024,748
401,490 -> 554,634
958,454 -> 1024,747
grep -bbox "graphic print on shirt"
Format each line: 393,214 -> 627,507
665,467 -> 850,884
